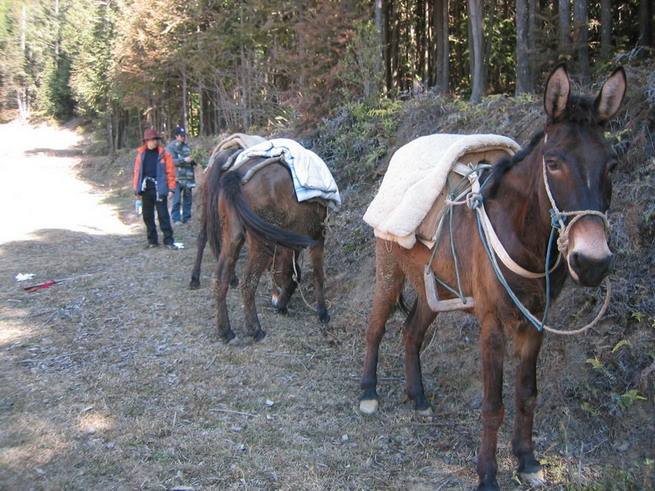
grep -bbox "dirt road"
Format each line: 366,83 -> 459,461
0,122 -> 648,489
0,121 -> 133,244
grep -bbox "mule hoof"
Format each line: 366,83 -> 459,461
237,329 -> 266,345
219,329 -> 236,344
275,306 -> 289,314
230,274 -> 239,288
359,399 -> 379,414
189,278 -> 200,289
519,468 -> 545,487
416,406 -> 433,417
318,309 -> 330,323
477,482 -> 500,491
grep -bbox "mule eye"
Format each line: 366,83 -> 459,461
545,159 -> 561,172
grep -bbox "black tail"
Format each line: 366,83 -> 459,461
221,171 -> 317,251
206,162 -> 224,259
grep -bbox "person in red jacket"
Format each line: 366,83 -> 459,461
133,128 -> 178,249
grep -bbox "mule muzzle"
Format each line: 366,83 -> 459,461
566,215 -> 613,287
568,250 -> 614,287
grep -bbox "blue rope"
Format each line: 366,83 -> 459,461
474,212 -> 545,331
430,164 -> 565,331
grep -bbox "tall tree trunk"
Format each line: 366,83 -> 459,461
390,1 -> 400,93
182,73 -> 188,131
382,0 -> 392,95
434,0 -> 449,93
600,0 -> 612,59
416,0 -> 427,86
527,0 -> 536,86
107,103 -> 115,154
54,0 -> 60,61
483,0 -> 496,92
468,0 -> 484,102
515,0 -> 531,94
639,0 -> 653,47
558,0 -> 571,57
573,0 -> 590,85
374,0 -> 385,94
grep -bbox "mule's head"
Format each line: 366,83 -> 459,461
542,64 -> 626,287
270,250 -> 300,313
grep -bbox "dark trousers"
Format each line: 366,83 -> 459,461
141,188 -> 174,246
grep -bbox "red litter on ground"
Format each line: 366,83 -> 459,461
23,279 -> 66,293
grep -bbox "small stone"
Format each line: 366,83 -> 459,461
341,434 -> 349,442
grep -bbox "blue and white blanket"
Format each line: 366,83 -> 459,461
233,138 -> 341,210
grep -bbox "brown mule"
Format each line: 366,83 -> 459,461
189,147 -> 298,309
359,64 -> 627,490
212,148 -> 331,343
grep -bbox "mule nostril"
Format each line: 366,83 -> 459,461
569,251 -> 613,286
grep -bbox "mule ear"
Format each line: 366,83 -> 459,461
544,63 -> 570,121
595,67 -> 627,123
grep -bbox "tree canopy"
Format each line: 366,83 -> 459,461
0,0 -> 652,149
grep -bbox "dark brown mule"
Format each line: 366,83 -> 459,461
189,148 -> 299,312
359,65 -> 626,490
213,151 -> 331,343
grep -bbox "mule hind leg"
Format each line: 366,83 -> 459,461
403,295 -> 438,415
240,239 -> 271,342
213,205 -> 245,343
360,240 -> 406,414
190,222 -> 207,289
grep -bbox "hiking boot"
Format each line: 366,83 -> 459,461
144,243 -> 159,249
164,244 -> 178,250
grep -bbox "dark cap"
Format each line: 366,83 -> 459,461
142,128 -> 161,141
174,126 -> 187,136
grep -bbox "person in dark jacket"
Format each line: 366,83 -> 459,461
132,128 -> 178,249
166,126 -> 196,224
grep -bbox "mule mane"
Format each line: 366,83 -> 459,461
554,94 -> 603,125
484,129 -> 544,200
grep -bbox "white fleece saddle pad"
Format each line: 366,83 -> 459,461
232,138 -> 341,210
207,133 -> 267,168
363,133 -> 520,249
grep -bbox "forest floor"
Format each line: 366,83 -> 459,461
1,120 -> 653,490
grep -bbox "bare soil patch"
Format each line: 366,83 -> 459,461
1,120 -> 653,490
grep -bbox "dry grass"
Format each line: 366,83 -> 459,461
2,99 -> 654,491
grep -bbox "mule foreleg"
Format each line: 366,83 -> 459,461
512,325 -> 545,486
308,244 -> 330,323
403,297 -> 437,415
477,319 -> 506,491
